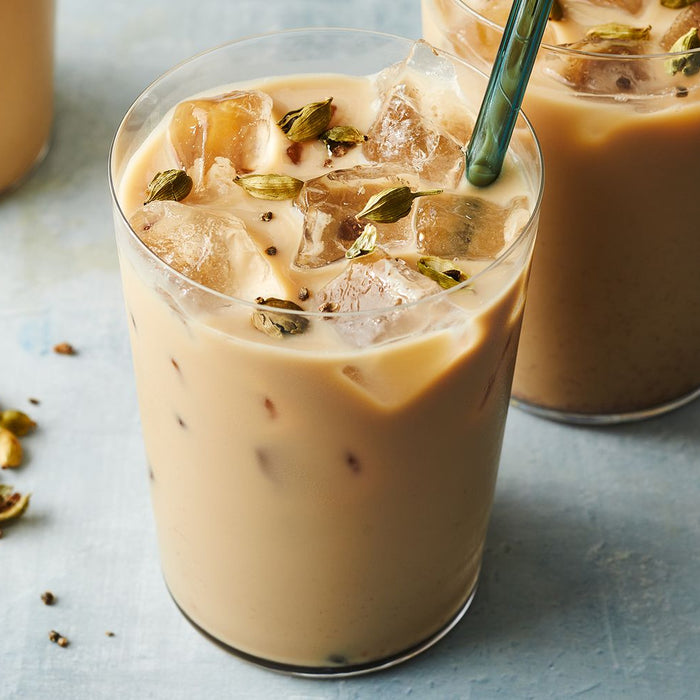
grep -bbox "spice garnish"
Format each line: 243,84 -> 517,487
417,256 -> 469,289
666,28 -> 700,76
0,484 -> 30,522
277,98 -> 333,142
0,427 -> 22,468
144,169 -> 192,204
234,174 -> 303,200
41,591 -> 56,605
320,126 -> 367,157
345,224 -> 378,259
661,0 -> 700,8
53,342 -> 76,355
251,298 -> 309,338
356,187 -> 442,224
585,23 -> 651,41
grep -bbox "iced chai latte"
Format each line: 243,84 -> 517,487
0,0 -> 54,193
110,30 -> 542,675
424,0 -> 700,421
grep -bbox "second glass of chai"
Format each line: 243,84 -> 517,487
424,0 -> 700,423
110,28 -> 543,675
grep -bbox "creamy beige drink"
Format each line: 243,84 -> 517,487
424,0 -> 700,420
0,0 -> 54,193
110,30 -> 542,674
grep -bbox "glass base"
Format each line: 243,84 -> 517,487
512,383 -> 700,426
170,582 -> 478,678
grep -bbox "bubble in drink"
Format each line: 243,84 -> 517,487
363,40 -> 470,188
169,90 -> 273,177
294,165 -> 417,268
316,249 -> 449,346
660,4 -> 700,51
129,200 -> 283,299
415,194 -> 529,259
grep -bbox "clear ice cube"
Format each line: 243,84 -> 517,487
661,4 -> 700,51
415,194 -> 529,260
294,165 -> 417,268
551,38 -> 651,94
316,249 -> 448,346
363,40 -> 470,188
169,90 -> 272,177
129,200 -> 283,299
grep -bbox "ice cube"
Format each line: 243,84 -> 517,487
169,90 -> 272,177
294,165 -> 417,268
415,194 -> 529,260
187,156 -> 238,204
316,249 -> 449,346
550,38 -> 651,94
129,200 -> 284,299
661,4 -> 700,51
363,41 -> 470,188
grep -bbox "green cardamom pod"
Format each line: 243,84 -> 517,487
345,224 -> 378,259
251,297 -> 309,338
278,98 -> 333,142
666,28 -> 700,76
585,23 -> 651,41
320,125 -> 367,156
417,256 -> 469,290
144,169 -> 193,204
356,187 -> 442,224
661,0 -> 700,8
234,174 -> 304,200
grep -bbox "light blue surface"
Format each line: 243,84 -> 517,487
1,1 -> 699,698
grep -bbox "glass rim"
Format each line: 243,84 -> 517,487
108,26 -> 544,320
449,0 -> 700,60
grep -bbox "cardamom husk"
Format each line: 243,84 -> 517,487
661,0 -> 699,8
320,126 -> 367,156
0,427 -> 22,468
0,484 -> 30,522
417,256 -> 469,289
585,23 -> 651,41
278,98 -> 333,142
666,28 -> 700,76
144,169 -> 193,204
0,410 -> 36,437
234,174 -> 303,200
345,224 -> 378,259
356,187 -> 442,224
251,297 -> 309,338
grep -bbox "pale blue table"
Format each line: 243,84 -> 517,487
2,1 -> 698,698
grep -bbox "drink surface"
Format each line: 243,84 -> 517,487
114,41 -> 539,669
0,0 -> 54,193
424,0 -> 700,417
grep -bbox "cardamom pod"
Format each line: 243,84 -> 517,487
0,427 -> 22,468
585,23 -> 651,41
666,28 -> 700,76
234,174 -> 304,200
0,410 -> 36,436
661,0 -> 700,8
251,297 -> 310,338
356,187 -> 442,224
417,256 -> 469,290
345,224 -> 378,259
278,98 -> 333,142
0,484 -> 30,522
320,126 -> 367,156
144,169 -> 193,204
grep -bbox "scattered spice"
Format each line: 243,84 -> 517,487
265,246 -> 277,256
676,85 -> 689,97
286,142 -> 303,165
53,342 -> 76,356
49,630 -> 68,646
106,631 -> 115,637
260,211 -> 273,222
0,427 -> 23,468
41,591 -> 56,606
298,287 -> 310,302
264,397 -> 277,419
28,398 -> 40,406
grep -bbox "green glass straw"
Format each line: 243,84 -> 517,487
465,0 -> 554,187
